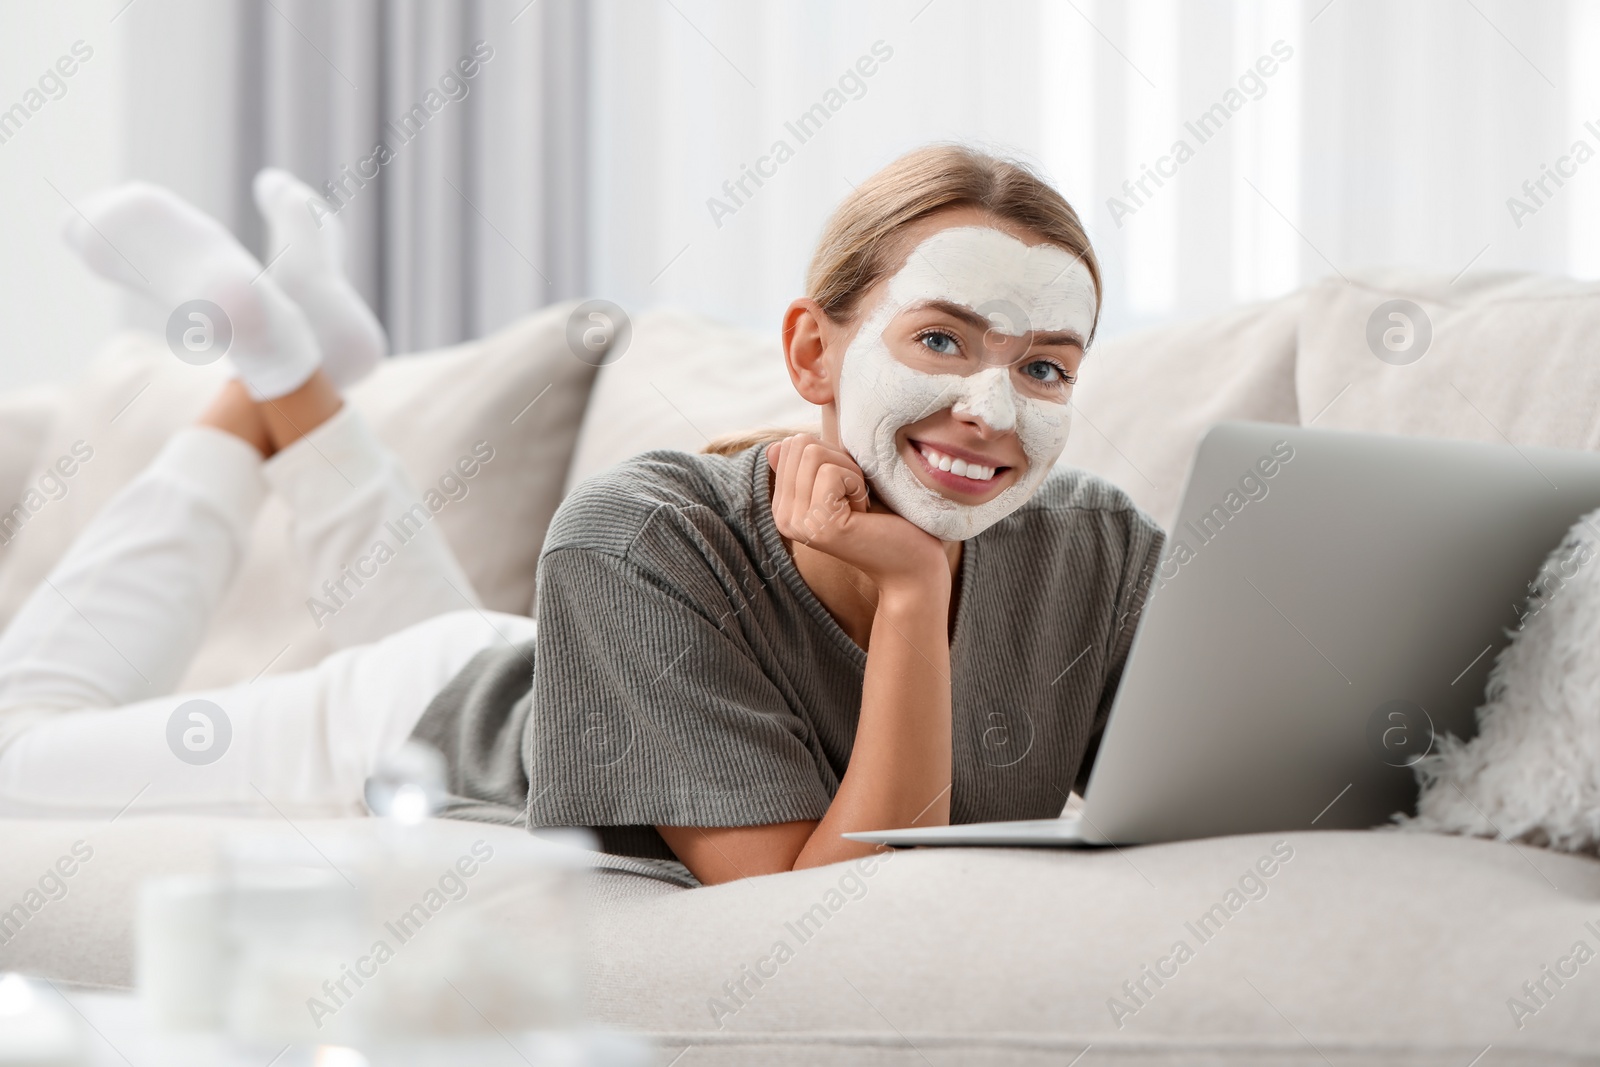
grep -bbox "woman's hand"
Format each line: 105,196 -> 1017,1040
766,434 -> 947,595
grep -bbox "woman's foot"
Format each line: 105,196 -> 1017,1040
196,379 -> 275,458
61,183 -> 322,401
253,168 -> 387,389
256,370 -> 345,454
194,371 -> 345,457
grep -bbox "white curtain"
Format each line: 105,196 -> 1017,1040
589,0 -> 1598,340
116,0 -> 1599,351
124,0 -> 589,354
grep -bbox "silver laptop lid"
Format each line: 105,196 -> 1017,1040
1078,421 -> 1600,845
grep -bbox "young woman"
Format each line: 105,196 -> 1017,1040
0,146 -> 1162,888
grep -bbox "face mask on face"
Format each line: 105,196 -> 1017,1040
835,226 -> 1097,541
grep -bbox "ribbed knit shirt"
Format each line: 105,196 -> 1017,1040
411,444 -> 1164,886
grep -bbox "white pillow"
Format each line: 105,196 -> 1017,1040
1296,270 -> 1600,449
563,308 -> 818,493
0,304 -> 597,689
0,384 -> 63,571
1056,292 -> 1304,528
1401,506 -> 1600,852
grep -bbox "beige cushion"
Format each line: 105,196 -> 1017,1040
585,831 -> 1600,1063
1057,293 -> 1304,528
563,309 -> 818,494
2,816 -> 1596,1064
0,384 -> 64,571
0,304 -> 596,689
1296,270 -> 1600,448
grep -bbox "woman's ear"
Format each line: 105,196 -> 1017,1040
783,298 -> 839,406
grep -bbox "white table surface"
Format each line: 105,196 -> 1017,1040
52,990 -> 656,1067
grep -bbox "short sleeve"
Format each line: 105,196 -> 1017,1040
1074,510 -> 1165,794
524,545 -> 834,836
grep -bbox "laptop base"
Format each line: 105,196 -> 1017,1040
843,815 -> 1114,849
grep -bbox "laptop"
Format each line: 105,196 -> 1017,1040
844,420 -> 1600,849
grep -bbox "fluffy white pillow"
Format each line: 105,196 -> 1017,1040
563,309 -> 818,493
1400,509 -> 1600,853
0,304 -> 597,690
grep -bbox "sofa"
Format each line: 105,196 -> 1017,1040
3,271 -> 1600,1064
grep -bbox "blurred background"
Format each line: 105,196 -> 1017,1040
1,0 -> 1594,390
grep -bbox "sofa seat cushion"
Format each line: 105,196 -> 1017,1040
578,830 -> 1600,1063
3,817 -> 1596,1064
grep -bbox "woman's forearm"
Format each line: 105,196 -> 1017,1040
655,581 -> 953,884
793,581 -> 953,869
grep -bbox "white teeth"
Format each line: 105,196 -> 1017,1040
915,443 -> 998,483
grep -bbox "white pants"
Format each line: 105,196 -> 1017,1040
0,406 -> 537,818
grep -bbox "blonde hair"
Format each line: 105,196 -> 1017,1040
705,143 -> 1100,457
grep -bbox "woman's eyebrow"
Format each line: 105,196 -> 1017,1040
1029,330 -> 1086,349
912,299 -> 1083,348
912,298 -> 994,332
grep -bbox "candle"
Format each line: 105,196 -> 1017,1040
136,876 -> 226,1032
0,972 -> 86,1066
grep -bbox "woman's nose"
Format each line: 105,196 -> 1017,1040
951,367 -> 1016,433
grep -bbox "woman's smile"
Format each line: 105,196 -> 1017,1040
902,434 -> 1021,500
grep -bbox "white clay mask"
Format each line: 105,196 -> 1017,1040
836,226 -> 1096,541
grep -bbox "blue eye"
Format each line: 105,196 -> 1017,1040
1023,359 -> 1069,384
919,330 -> 960,356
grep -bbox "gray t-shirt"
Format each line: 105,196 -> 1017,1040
412,444 -> 1163,884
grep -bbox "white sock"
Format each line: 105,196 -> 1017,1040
62,183 -> 321,400
253,168 -> 387,388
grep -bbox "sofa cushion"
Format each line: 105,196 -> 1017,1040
3,817 -> 1597,1064
0,304 -> 597,689
578,831 -> 1600,1063
563,309 -> 818,494
0,384 -> 63,570
1057,293 -> 1304,529
1296,270 -> 1600,449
